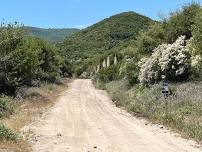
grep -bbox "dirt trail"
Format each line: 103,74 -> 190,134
27,79 -> 201,152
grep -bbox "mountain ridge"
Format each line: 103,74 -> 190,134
25,26 -> 80,42
59,11 -> 154,62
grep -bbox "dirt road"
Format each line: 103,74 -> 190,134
27,79 -> 201,152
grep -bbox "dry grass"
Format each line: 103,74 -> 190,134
102,80 -> 202,143
0,79 -> 70,152
0,140 -> 30,152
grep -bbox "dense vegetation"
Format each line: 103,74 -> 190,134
90,3 -> 202,142
58,12 -> 153,75
104,80 -> 202,142
0,23 -> 69,95
25,26 -> 79,42
0,23 -> 72,143
90,2 -> 202,85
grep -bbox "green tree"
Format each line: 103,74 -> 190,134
135,2 -> 201,56
38,40 -> 64,81
119,57 -> 139,86
0,23 -> 25,93
0,22 -> 24,55
6,37 -> 42,86
0,22 -> 66,94
192,9 -> 202,56
163,2 -> 200,43
135,22 -> 165,55
191,8 -> 202,79
96,65 -> 120,83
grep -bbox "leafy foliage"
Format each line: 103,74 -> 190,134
119,57 -> 139,86
138,36 -> 191,84
0,96 -> 13,118
163,2 -> 200,43
192,9 -> 202,56
95,64 -> 121,83
135,2 -> 201,55
58,12 -> 153,73
94,3 -> 202,143
0,23 -> 66,94
135,22 -> 165,55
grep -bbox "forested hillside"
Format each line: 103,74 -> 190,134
25,26 -> 79,42
58,12 -> 153,74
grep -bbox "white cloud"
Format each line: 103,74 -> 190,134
74,25 -> 85,29
74,23 -> 92,29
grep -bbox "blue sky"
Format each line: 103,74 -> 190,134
1,0 -> 201,29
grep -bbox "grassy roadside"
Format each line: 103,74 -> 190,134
95,79 -> 202,144
0,79 -> 69,152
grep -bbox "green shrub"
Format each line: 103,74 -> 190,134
119,57 -> 139,86
47,84 -> 55,92
0,96 -> 13,118
93,79 -> 106,90
0,123 -> 18,141
104,80 -> 202,142
95,64 -> 121,83
0,23 -> 66,94
38,40 -> 64,81
0,23 -> 24,94
190,9 -> 202,80
135,22 -> 165,55
134,2 -> 200,55
105,80 -> 129,107
192,9 -> 202,56
163,2 -> 200,43
5,37 -> 42,86
129,83 -> 202,141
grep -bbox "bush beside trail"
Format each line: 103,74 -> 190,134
0,23 -> 69,95
99,80 -> 202,142
0,124 -> 18,141
93,3 -> 202,143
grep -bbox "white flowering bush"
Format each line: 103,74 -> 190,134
138,36 -> 191,84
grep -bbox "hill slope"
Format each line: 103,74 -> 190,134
25,26 -> 79,42
59,12 -> 154,61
